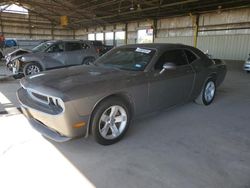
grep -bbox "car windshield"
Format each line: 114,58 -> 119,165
32,42 -> 54,52
95,47 -> 156,71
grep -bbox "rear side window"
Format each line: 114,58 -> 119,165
155,49 -> 188,70
65,42 -> 82,51
46,43 -> 64,53
185,50 -> 198,63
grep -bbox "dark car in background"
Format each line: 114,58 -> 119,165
90,40 -> 113,56
18,43 -> 227,145
9,40 -> 98,77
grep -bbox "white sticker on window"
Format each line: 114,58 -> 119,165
135,47 -> 151,54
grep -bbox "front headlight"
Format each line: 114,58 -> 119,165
13,59 -> 21,70
21,56 -> 26,61
49,97 -> 65,111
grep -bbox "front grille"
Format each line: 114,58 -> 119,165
31,92 -> 48,103
26,89 -> 64,113
27,89 -> 49,105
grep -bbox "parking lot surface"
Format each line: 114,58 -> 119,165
0,67 -> 250,188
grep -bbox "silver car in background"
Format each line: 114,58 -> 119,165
10,40 -> 98,76
244,53 -> 250,73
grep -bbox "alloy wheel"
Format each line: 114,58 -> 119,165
98,105 -> 128,140
26,65 -> 40,75
204,81 -> 215,103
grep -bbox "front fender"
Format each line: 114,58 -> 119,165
10,54 -> 23,62
20,56 -> 45,70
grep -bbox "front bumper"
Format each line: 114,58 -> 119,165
17,88 -> 89,142
7,59 -> 20,75
26,117 -> 72,142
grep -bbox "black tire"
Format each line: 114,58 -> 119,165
0,52 -> 3,59
195,78 -> 216,105
13,73 -> 24,79
247,71 -> 250,74
82,57 -> 95,65
23,62 -> 42,76
91,97 -> 131,145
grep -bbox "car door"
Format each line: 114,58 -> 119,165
64,42 -> 85,65
148,49 -> 195,110
43,42 -> 66,68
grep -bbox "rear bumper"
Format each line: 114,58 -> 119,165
17,88 -> 89,142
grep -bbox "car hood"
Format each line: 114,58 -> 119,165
20,65 -> 138,99
8,48 -> 30,56
11,51 -> 38,62
11,54 -> 25,62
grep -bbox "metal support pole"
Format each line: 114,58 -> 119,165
51,23 -> 54,40
73,29 -> 75,39
103,26 -> 106,44
125,23 -> 128,44
193,14 -> 199,48
0,13 -> 3,34
153,19 -> 157,43
28,15 -> 32,39
113,25 -> 116,46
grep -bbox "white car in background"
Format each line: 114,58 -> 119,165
244,53 -> 250,73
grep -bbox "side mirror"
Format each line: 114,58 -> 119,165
160,62 -> 176,74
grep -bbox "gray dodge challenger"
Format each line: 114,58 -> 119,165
17,44 -> 227,145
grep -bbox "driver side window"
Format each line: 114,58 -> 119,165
47,43 -> 64,53
155,49 -> 188,70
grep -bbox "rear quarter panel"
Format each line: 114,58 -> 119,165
190,57 -> 226,100
189,55 -> 215,100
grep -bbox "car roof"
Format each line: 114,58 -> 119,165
119,43 -> 194,50
45,39 -> 87,43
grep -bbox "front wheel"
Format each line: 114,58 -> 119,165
195,79 -> 216,105
13,73 -> 24,79
91,97 -> 131,145
23,63 -> 42,76
0,52 -> 3,59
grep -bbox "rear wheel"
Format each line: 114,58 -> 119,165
23,62 -> 42,76
195,79 -> 216,105
91,97 -> 131,145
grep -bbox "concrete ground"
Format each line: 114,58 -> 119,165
0,62 -> 250,188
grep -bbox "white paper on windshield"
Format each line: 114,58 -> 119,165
135,48 -> 151,54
